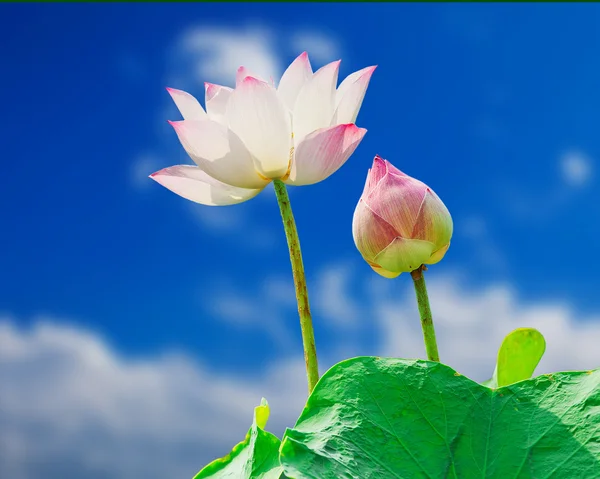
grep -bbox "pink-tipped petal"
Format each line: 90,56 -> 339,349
364,168 -> 428,238
226,77 -> 292,179
205,83 -> 233,125
169,119 -> 268,189
352,200 -> 399,263
166,88 -> 207,120
277,52 -> 313,111
374,237 -> 436,275
292,60 -> 341,143
383,159 -> 410,178
285,123 -> 366,186
333,65 -> 376,124
236,67 -> 265,87
149,165 -> 263,206
362,155 -> 388,196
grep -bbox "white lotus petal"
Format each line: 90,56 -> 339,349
277,52 -> 313,111
333,66 -> 376,124
226,77 -> 292,179
166,88 -> 207,120
285,123 -> 367,186
150,165 -> 263,206
205,83 -> 233,125
292,60 -> 340,143
236,66 -> 265,87
169,119 -> 268,190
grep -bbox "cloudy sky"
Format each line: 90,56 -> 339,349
2,3 -> 600,478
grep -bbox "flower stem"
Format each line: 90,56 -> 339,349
273,179 -> 319,393
410,266 -> 440,362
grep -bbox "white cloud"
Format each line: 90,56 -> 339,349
210,290 -> 294,349
174,25 -> 282,88
263,275 -> 296,307
290,30 -> 341,64
313,263 -> 361,328
560,150 -> 593,187
3,267 -> 600,478
169,24 -> 344,92
206,274 -> 298,349
0,320 -> 307,479
368,271 -> 600,381
312,262 -> 600,382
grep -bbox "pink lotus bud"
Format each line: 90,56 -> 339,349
352,156 -> 453,278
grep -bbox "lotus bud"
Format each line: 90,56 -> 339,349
352,156 -> 453,278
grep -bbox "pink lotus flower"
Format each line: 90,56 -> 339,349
150,52 -> 376,205
353,156 -> 453,278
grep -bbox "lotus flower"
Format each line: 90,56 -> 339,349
150,52 -> 375,205
353,156 -> 453,278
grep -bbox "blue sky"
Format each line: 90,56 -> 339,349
2,3 -> 600,479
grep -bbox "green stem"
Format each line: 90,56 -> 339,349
410,266 -> 440,362
273,179 -> 319,393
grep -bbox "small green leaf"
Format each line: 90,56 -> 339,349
280,357 -> 600,479
484,327 -> 546,388
254,397 -> 270,430
194,398 -> 283,479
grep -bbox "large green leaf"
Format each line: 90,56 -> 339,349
483,327 -> 546,388
194,398 -> 283,479
280,357 -> 600,478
